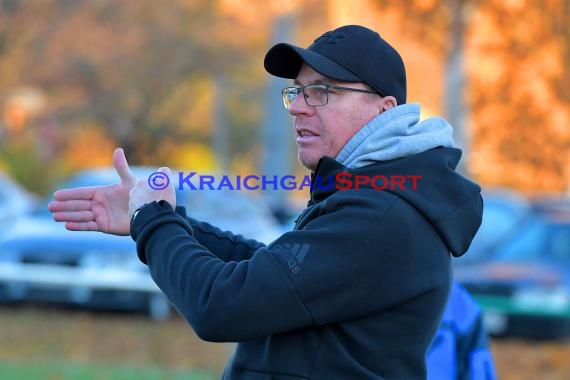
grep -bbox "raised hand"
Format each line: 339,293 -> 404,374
128,165 -> 176,218
48,148 -> 138,235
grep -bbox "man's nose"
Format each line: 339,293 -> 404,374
288,94 -> 312,116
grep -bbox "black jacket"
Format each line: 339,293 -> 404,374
131,147 -> 483,379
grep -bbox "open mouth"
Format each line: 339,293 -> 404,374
297,129 -> 318,138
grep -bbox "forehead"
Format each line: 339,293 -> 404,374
294,64 -> 335,86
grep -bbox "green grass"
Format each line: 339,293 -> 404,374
0,361 -> 218,380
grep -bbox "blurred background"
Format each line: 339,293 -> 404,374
0,0 -> 569,379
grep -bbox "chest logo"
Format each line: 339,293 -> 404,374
272,243 -> 311,274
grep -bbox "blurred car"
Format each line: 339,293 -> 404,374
454,188 -> 531,265
530,195 -> 570,215
454,206 -> 570,339
0,217 -> 171,320
0,166 -> 282,319
0,171 -> 38,227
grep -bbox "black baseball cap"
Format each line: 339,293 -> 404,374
264,25 -> 407,105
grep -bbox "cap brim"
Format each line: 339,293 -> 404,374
264,43 -> 361,82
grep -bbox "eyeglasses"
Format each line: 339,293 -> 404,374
281,83 -> 378,110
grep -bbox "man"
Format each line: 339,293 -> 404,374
49,25 -> 483,379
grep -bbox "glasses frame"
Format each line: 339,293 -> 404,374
282,83 -> 379,110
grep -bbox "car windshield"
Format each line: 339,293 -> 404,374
495,219 -> 570,263
454,193 -> 530,264
477,202 -> 525,244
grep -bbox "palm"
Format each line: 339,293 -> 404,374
93,183 -> 132,235
48,182 -> 131,235
48,148 -> 138,236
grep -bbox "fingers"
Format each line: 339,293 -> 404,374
48,199 -> 93,213
65,221 -> 101,232
52,187 -> 96,201
49,197 -> 94,224
113,147 -> 138,187
52,210 -> 95,223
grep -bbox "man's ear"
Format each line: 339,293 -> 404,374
381,96 -> 397,111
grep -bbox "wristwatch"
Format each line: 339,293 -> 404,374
130,204 -> 147,225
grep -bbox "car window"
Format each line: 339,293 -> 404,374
495,221 -> 546,261
186,190 -> 271,219
497,221 -> 570,262
478,203 -> 522,244
547,225 -> 570,261
455,196 -> 530,264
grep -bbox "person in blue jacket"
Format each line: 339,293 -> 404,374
49,25 -> 483,379
427,282 -> 498,380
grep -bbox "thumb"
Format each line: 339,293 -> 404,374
156,166 -> 173,188
156,166 -> 176,207
113,147 -> 138,187
157,166 -> 171,177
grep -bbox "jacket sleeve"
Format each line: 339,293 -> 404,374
132,201 -> 314,342
175,206 -> 266,262
132,191 -> 449,342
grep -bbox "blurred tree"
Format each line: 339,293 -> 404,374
260,14 -> 297,219
367,0 -> 570,192
369,0 -> 483,175
1,0 -> 568,196
0,0 -> 281,192
469,0 -> 570,193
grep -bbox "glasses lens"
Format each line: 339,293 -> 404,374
282,87 -> 299,110
304,84 -> 328,107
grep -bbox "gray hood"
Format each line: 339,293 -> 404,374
336,103 -> 455,168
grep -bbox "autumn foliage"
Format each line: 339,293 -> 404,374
0,0 -> 568,195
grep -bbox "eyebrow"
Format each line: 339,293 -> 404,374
293,78 -> 329,87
